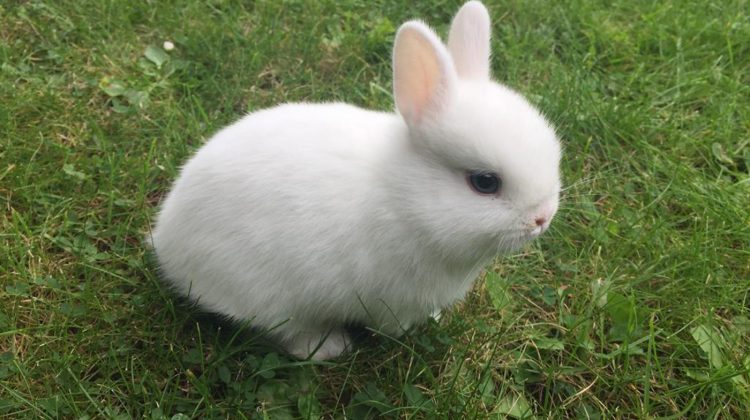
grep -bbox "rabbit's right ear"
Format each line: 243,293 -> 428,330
393,21 -> 458,126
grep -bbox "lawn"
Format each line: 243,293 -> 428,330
1,0 -> 749,418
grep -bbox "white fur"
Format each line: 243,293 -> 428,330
448,1 -> 491,80
151,1 -> 561,360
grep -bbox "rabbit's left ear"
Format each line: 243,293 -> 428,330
448,1 -> 491,80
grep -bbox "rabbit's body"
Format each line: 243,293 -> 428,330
153,2 -> 562,360
154,103 -> 479,339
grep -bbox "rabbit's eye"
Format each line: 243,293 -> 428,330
468,172 -> 501,195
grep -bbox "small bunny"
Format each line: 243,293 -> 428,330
151,1 -> 561,360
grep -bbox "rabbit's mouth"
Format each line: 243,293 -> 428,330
494,229 -> 542,252
510,223 -> 549,243
529,224 -> 548,237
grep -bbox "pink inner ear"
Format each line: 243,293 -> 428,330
414,48 -> 442,121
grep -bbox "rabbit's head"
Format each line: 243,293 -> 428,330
391,1 -> 561,262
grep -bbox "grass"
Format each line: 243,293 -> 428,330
1,0 -> 748,417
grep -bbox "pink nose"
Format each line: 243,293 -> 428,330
535,217 -> 547,227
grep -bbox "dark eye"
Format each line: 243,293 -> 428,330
468,171 -> 501,195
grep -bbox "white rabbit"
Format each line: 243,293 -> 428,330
151,1 -> 561,360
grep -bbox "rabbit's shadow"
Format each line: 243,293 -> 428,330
168,293 -> 388,363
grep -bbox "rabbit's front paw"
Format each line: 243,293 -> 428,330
285,329 -> 351,361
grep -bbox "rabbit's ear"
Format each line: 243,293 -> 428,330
448,1 -> 491,80
393,21 -> 458,126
